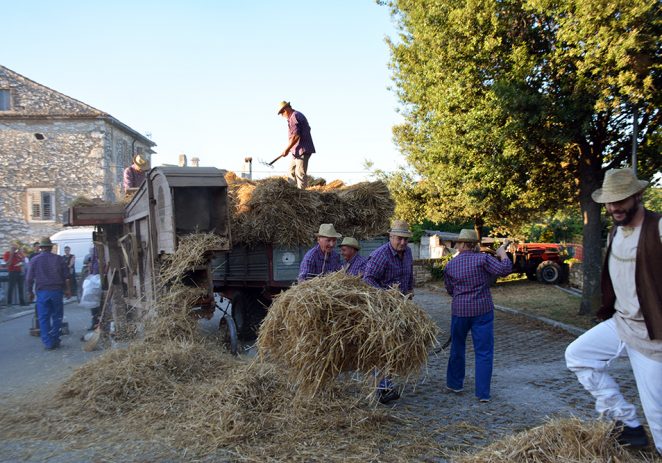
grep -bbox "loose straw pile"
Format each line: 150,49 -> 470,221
257,272 -> 439,394
457,417 -> 647,463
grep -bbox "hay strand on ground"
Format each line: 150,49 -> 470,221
457,417 -> 645,463
257,272 -> 439,394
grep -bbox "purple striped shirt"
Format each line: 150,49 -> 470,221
343,254 -> 368,276
444,251 -> 512,317
123,165 -> 146,190
25,251 -> 70,291
363,243 -> 413,294
298,244 -> 342,282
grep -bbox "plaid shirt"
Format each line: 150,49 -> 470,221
298,244 -> 342,282
444,251 -> 512,317
343,254 -> 368,276
25,251 -> 69,291
363,242 -> 413,294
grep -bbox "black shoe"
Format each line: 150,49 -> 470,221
614,422 -> 649,448
378,388 -> 400,404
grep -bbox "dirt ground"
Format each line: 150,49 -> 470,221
0,288 -> 656,462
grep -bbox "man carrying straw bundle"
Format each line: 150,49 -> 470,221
444,229 -> 511,403
565,168 -> 661,454
363,220 -> 415,403
298,224 -> 342,282
339,237 -> 368,276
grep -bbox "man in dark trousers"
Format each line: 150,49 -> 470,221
25,237 -> 71,350
3,242 -> 26,306
277,101 -> 316,189
565,168 -> 661,454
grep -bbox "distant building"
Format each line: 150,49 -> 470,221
0,65 -> 155,249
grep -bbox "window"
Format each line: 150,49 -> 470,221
0,89 -> 10,111
26,188 -> 56,222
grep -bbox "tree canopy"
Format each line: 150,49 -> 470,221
382,0 -> 661,313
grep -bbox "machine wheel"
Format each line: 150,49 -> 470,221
219,313 -> 238,355
231,291 -> 265,341
536,261 -> 562,284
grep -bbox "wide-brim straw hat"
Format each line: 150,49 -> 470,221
455,229 -> 479,243
277,100 -> 291,115
339,237 -> 360,250
591,168 -> 648,203
389,220 -> 412,238
315,223 -> 342,238
39,236 -> 54,248
133,154 -> 148,168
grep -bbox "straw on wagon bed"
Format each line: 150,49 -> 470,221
258,271 -> 439,394
226,175 -> 395,246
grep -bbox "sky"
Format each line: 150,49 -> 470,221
3,0 -> 406,184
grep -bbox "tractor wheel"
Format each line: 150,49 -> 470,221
536,261 -> 562,284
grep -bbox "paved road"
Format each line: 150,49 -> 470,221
398,287 -> 640,452
0,300 -> 103,400
0,287 -> 642,460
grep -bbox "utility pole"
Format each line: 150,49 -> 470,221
632,105 -> 638,176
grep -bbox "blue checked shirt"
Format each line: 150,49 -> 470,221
363,242 -> 414,294
444,251 -> 512,317
298,244 -> 342,282
343,254 -> 368,276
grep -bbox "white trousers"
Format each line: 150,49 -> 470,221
565,318 -> 662,453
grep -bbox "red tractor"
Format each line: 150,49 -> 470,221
507,243 -> 566,284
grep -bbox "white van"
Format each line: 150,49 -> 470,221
50,227 -> 95,274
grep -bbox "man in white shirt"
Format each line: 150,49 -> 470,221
565,168 -> 661,454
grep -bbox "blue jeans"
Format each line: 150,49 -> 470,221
446,311 -> 494,400
36,289 -> 64,349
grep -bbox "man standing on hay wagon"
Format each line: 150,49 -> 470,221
443,229 -> 511,403
25,237 -> 71,350
276,100 -> 316,189
340,237 -> 368,276
298,224 -> 343,282
565,168 -> 662,454
123,154 -> 148,192
363,220 -> 415,404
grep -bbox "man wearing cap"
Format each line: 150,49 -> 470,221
298,224 -> 342,282
3,242 -> 26,306
565,168 -> 661,453
444,229 -> 511,403
363,220 -> 415,404
340,237 -> 368,276
123,154 -> 148,191
277,101 -> 316,189
363,220 -> 414,295
25,237 -> 71,350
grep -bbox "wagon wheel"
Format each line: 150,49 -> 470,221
219,313 -> 238,355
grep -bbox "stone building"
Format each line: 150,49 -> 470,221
0,65 -> 155,249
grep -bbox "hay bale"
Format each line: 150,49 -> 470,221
257,272 -> 439,394
228,178 -> 394,246
457,417 -> 642,463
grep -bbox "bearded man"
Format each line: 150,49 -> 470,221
565,168 -> 661,454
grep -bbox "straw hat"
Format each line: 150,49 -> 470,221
591,168 -> 648,203
315,223 -> 342,238
277,101 -> 291,115
455,229 -> 479,243
133,154 -> 148,168
340,237 -> 360,250
38,236 -> 54,248
389,220 -> 412,238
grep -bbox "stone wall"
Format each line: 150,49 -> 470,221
568,261 -> 583,290
413,260 -> 433,287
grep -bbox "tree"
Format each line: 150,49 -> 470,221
381,0 -> 661,314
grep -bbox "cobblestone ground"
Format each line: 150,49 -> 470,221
400,287 -> 641,455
